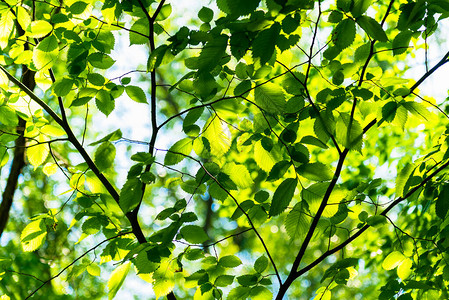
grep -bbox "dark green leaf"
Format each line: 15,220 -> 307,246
88,52 -> 115,69
236,274 -> 258,286
252,23 -> 281,65
436,184 -> 449,219
296,162 -> 333,181
269,178 -> 297,216
333,19 -> 356,49
356,16 -> 388,42
198,7 -> 213,23
179,225 -> 209,244
254,255 -> 268,273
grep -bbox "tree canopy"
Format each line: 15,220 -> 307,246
1,0 -> 449,299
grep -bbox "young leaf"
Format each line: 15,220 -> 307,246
27,20 -> 52,38
108,262 -> 131,300
164,138 -> 193,166
254,140 -> 277,172
356,16 -> 388,42
269,178 -> 297,216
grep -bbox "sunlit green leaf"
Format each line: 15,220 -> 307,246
269,178 -> 297,216
108,262 -> 130,300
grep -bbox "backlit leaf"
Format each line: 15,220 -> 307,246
382,251 -> 405,270
21,219 -> 47,252
219,255 -> 242,268
254,82 -> 286,114
285,203 -> 310,240
333,19 -> 356,49
108,262 -> 130,300
202,116 -> 231,156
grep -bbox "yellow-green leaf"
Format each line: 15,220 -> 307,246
254,140 -> 276,172
0,11 -> 15,49
27,135 -> 49,168
27,20 -> 52,38
382,251 -> 405,270
397,258 -> 413,280
107,262 -> 130,300
87,264 -> 101,276
20,219 -> 47,252
33,47 -> 59,70
202,116 -> 231,156
223,162 -> 253,189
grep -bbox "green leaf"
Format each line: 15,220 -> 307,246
88,52 -> 115,69
234,80 -> 252,97
300,135 -> 329,149
366,215 -> 387,227
95,90 -> 115,116
269,178 -> 297,217
395,163 -> 414,197
337,0 -> 354,12
189,35 -> 228,72
21,219 -> 47,252
107,262 -> 130,300
164,138 -> 193,166
402,101 -> 430,120
335,113 -> 363,151
436,184 -> 449,219
252,23 -> 281,65
90,129 -> 122,146
0,106 -> 18,126
351,0 -> 371,17
267,160 -> 291,181
333,19 -> 356,49
356,16 -> 388,42
223,162 -> 253,189
198,7 -> 214,23
33,46 -> 59,70
237,274 -> 258,286
94,142 -> 116,171
53,78 -> 74,96
215,275 -> 235,287
216,0 -> 261,16
296,162 -> 333,181
129,18 -> 149,45
219,255 -> 242,268
254,255 -> 269,273
125,85 -> 147,104
382,251 -> 405,270
285,203 -> 309,240
27,136 -> 49,168
254,140 -> 277,172
228,286 -> 251,300
179,225 -> 209,244
254,82 -> 286,114
250,286 -> 273,300
68,1 -> 89,14
36,34 -> 58,52
119,178 -> 143,214
392,31 -> 412,55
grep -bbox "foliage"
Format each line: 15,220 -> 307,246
0,0 -> 449,299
